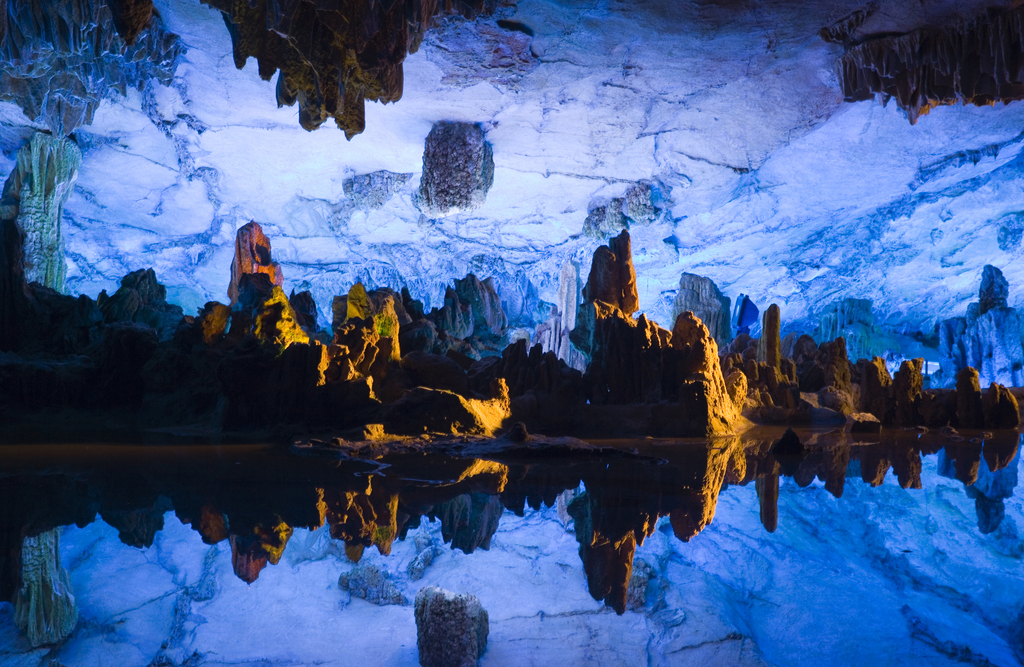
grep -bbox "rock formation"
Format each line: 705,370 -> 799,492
890,358 -> 923,427
344,171 -> 413,209
984,382 -> 1020,430
432,493 -> 503,554
415,122 -> 494,216
228,222 -> 284,305
415,587 -> 489,667
454,274 -> 506,341
839,5 -> 1024,123
582,182 -> 662,238
97,268 -> 184,341
0,133 -> 81,292
14,528 -> 78,647
202,0 -> 494,138
339,564 -> 407,606
0,0 -> 181,135
938,265 -> 1024,388
817,298 -> 881,363
533,258 -> 585,370
671,274 -> 731,346
956,367 -> 985,428
756,304 -> 781,372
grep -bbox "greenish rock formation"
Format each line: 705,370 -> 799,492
0,133 -> 82,293
14,528 -> 78,647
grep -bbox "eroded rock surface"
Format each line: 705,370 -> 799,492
415,586 -> 489,667
0,133 -> 81,292
416,122 -> 494,217
840,5 -> 1024,123
13,528 -> 77,647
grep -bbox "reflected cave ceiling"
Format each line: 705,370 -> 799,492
1,0 -> 1024,338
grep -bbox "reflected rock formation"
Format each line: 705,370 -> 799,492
13,528 -> 78,647
4,428 -> 1016,624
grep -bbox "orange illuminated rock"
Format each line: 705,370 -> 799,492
228,222 -> 283,305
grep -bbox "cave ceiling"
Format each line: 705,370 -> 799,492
1,0 -> 1023,337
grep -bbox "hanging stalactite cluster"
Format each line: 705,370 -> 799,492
838,5 -> 1024,123
202,0 -> 497,138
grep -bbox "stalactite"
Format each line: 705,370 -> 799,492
838,6 -> 1024,123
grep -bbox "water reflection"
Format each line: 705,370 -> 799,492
2,427 -> 1020,629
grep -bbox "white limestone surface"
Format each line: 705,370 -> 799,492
1,0 -> 1022,339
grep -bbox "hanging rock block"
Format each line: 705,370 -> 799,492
416,122 -> 494,217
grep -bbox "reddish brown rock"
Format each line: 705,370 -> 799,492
228,222 -> 283,305
891,358 -> 924,427
755,304 -> 781,372
956,367 -> 984,428
582,230 -> 638,316
859,357 -> 892,420
670,312 -> 746,436
983,382 -> 1020,430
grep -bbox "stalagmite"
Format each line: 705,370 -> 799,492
14,528 -> 78,647
0,133 -> 81,293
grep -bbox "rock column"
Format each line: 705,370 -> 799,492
14,528 -> 78,647
0,132 -> 82,293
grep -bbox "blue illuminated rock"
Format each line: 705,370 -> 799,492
415,586 -> 489,667
13,528 -> 77,647
0,133 -> 80,293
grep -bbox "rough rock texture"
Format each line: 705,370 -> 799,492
202,0 -> 494,138
938,265 -> 1024,388
344,171 -> 413,209
755,304 -> 781,372
97,268 -> 184,341
979,264 -> 1010,315
227,222 -> 283,305
0,0 -> 181,135
414,586 -> 489,667
416,122 -> 494,216
13,528 -> 77,647
984,381 -> 1020,429
817,298 -> 877,363
671,274 -> 731,346
382,382 -> 509,436
533,259 -> 584,370
840,5 -> 1024,123
859,356 -> 892,420
454,274 -> 506,340
338,563 -> 407,606
0,133 -> 81,292
956,366 -> 985,428
890,358 -> 923,427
